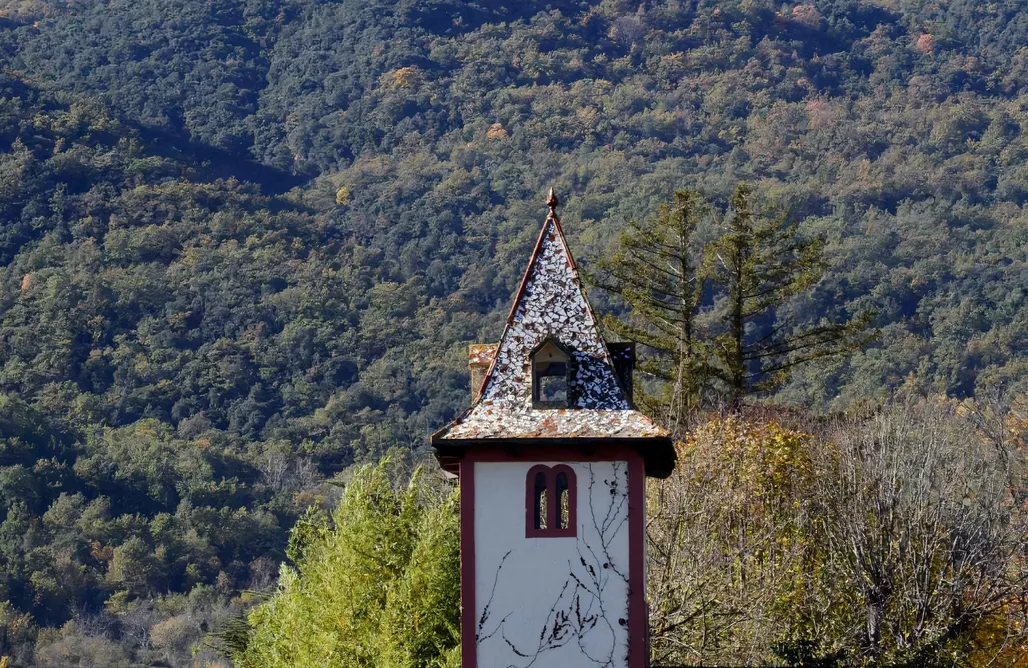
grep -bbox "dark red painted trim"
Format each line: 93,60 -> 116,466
525,464 -> 577,538
467,444 -> 638,463
628,452 -> 648,668
460,461 -> 476,668
431,201 -> 653,452
548,216 -> 621,378
507,213 -> 562,325
465,216 -> 556,407
465,208 -> 623,409
433,437 -> 676,479
525,464 -> 549,537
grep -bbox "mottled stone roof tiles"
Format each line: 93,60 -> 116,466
433,204 -> 668,443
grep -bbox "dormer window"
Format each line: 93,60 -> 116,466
531,337 -> 572,409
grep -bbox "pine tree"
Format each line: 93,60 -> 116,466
591,189 -> 710,417
594,185 -> 875,411
703,185 -> 875,403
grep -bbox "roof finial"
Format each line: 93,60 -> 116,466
546,187 -> 559,220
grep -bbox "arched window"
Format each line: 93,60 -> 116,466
525,465 -> 577,538
533,469 -> 548,530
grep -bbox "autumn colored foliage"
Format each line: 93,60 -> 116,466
648,399 -> 1028,667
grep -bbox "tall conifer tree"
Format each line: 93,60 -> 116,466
595,185 -> 875,409
592,189 -> 709,418
704,185 -> 876,402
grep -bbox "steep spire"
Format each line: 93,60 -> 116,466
432,199 -> 669,440
431,194 -> 675,477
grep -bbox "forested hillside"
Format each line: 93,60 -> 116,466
0,0 -> 1026,664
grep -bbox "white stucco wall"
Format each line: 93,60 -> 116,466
474,460 -> 631,668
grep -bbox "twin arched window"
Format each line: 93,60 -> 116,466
526,465 -> 577,538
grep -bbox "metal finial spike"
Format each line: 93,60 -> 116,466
546,187 -> 559,216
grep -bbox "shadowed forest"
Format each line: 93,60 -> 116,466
0,0 -> 1026,665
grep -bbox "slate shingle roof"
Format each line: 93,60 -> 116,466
432,198 -> 670,450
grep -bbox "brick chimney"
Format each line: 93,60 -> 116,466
468,344 -> 497,403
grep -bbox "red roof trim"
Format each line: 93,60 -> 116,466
467,213 -> 555,405
468,209 -> 615,406
506,212 -> 563,326
459,461 -> 476,668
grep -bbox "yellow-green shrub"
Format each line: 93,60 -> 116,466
235,463 -> 459,668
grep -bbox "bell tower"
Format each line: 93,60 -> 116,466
432,190 -> 675,668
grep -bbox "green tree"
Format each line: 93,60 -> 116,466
233,463 -> 460,668
0,602 -> 36,666
593,189 -> 709,417
703,185 -> 875,403
596,185 -> 875,409
107,537 -> 161,599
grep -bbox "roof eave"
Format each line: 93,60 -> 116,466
431,435 -> 676,479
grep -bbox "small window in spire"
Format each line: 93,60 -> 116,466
531,337 -> 572,409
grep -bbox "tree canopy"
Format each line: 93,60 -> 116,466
0,0 -> 1026,663
231,463 -> 460,668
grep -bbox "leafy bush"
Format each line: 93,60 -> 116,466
234,463 -> 460,668
648,399 -> 1028,667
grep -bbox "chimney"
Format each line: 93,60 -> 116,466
468,344 -> 497,403
607,342 -> 635,405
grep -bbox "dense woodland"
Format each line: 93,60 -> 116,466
0,0 -> 1026,665
233,400 -> 1028,667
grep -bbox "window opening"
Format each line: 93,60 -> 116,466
537,371 -> 568,404
531,338 -> 571,408
534,471 -> 548,530
526,465 -> 577,538
556,472 -> 570,529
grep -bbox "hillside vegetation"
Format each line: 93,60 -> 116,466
0,0 -> 1025,664
236,402 -> 1028,668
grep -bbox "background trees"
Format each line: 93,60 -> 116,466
0,0 -> 1025,663
594,185 -> 875,411
703,186 -> 875,402
591,188 -> 708,417
646,399 -> 1028,667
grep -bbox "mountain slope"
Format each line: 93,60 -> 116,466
0,0 -> 1026,664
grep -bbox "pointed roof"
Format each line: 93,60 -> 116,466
432,191 -> 674,476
